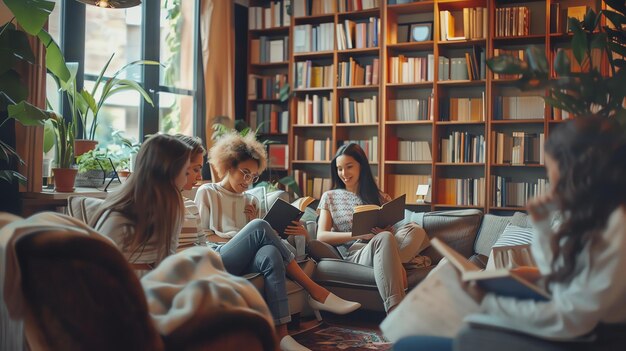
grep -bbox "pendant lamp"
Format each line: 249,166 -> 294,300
75,0 -> 141,9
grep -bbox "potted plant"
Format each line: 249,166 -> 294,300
112,130 -> 141,173
72,54 -> 159,156
487,1 -> 626,124
75,148 -> 117,187
49,111 -> 77,192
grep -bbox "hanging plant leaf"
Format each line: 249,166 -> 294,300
0,70 -> 28,107
3,0 -> 55,36
604,0 -> 626,16
43,119 -> 55,153
486,55 -> 527,74
0,170 -> 26,185
554,49 -> 571,77
36,30 -> 70,83
7,101 -> 55,126
0,24 -> 36,74
569,18 -> 588,66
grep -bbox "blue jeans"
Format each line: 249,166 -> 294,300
215,219 -> 295,325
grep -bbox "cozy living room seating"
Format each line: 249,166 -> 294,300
67,194 -> 316,321
309,209 -> 533,312
1,212 -> 276,351
68,194 -> 534,313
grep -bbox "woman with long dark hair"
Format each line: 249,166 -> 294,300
315,143 -> 430,313
394,116 -> 626,350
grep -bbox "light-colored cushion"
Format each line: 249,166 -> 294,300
419,209 -> 484,263
473,214 -> 512,256
493,223 -> 535,248
485,223 -> 536,270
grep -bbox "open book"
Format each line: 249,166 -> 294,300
431,238 -> 551,301
264,197 -> 315,239
352,194 -> 406,236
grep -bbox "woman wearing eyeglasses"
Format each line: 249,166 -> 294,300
194,132 -> 360,351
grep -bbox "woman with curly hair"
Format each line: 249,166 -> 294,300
394,116 -> 626,351
193,132 -> 360,351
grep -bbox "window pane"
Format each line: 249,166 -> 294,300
46,0 -> 62,114
84,5 -> 142,80
160,0 -> 196,90
159,92 -> 194,136
84,80 -> 141,145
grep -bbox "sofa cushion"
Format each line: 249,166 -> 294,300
473,214 -> 512,256
419,209 -> 483,263
510,211 -> 531,228
493,224 -> 535,248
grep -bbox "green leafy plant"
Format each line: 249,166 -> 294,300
1,0 -> 70,182
76,149 -> 116,173
487,1 -> 626,125
73,53 -> 159,140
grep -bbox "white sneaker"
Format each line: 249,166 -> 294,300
280,335 -> 310,351
308,293 -> 361,320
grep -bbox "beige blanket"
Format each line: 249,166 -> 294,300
140,246 -> 274,335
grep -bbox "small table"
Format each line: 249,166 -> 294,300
20,187 -> 110,216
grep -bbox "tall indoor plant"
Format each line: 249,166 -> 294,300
72,53 -> 159,155
487,1 -> 626,124
1,0 -> 71,186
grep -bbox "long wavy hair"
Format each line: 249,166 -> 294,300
545,117 -> 626,284
91,134 -> 192,264
330,143 -> 382,206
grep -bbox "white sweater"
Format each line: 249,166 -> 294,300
194,183 -> 258,239
466,206 -> 626,340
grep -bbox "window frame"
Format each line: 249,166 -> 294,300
57,0 -> 204,141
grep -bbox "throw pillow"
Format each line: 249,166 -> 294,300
486,223 -> 536,270
493,223 -> 535,248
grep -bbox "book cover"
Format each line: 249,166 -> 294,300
352,194 -> 406,236
263,198 -> 305,239
431,238 -> 551,301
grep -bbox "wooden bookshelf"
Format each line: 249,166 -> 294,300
245,0 -> 605,207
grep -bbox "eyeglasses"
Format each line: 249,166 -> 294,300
238,168 -> 260,183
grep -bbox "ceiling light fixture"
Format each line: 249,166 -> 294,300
75,0 -> 141,9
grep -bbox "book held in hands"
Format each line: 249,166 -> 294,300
264,197 -> 315,239
431,238 -> 550,301
352,194 -> 406,236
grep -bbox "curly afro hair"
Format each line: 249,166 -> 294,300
209,132 -> 267,179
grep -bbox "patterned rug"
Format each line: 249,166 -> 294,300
292,322 -> 392,350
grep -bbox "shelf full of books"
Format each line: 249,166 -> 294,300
245,0 -> 605,210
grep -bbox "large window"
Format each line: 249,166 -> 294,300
46,0 -> 63,114
84,5 -> 142,143
48,0 -> 203,148
158,0 -> 198,136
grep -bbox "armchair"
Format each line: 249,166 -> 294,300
1,212 -> 276,351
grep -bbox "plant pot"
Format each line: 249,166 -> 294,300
118,170 -> 131,178
74,139 -> 98,157
76,170 -> 107,187
52,168 -> 78,192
